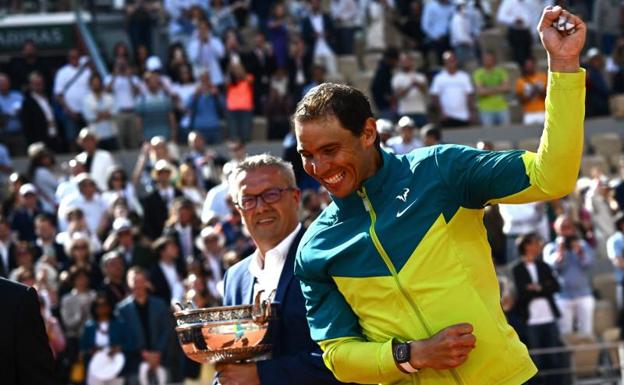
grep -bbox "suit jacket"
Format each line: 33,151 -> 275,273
149,260 -> 185,304
115,295 -> 171,354
301,13 -> 336,53
511,259 -> 561,323
20,92 -> 61,151
0,278 -> 59,385
221,227 -> 347,385
116,243 -> 154,270
0,241 -> 18,278
33,241 -> 69,271
140,188 -> 183,240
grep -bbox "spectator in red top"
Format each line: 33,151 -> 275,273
225,63 -> 254,143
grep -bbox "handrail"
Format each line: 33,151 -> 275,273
74,4 -> 109,79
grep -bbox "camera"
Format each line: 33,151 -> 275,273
563,235 -> 579,250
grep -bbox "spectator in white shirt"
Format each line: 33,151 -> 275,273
430,51 -> 475,127
76,128 -> 117,193
105,58 -> 142,150
53,49 -> 91,152
391,53 -> 428,127
58,173 -> 108,236
82,74 -> 119,151
387,116 -> 423,155
186,20 -> 225,87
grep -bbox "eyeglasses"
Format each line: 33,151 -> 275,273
236,187 -> 295,211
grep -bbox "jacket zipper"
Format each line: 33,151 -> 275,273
357,187 -> 463,385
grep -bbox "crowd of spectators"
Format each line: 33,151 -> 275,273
0,0 -> 623,384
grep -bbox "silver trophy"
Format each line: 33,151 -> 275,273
174,291 -> 276,364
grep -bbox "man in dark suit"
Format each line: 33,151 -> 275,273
19,72 -> 62,152
511,232 -> 564,385
0,277 -> 59,385
10,183 -> 44,242
149,236 -> 185,304
216,154 -> 347,385
141,160 -> 183,240
0,216 -> 18,278
33,213 -> 69,271
115,266 -> 172,385
111,217 -> 154,270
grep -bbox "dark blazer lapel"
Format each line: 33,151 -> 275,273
274,227 -> 305,305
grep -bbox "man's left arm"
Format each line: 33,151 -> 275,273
439,7 -> 586,207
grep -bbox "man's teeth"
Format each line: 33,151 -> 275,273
324,171 -> 344,184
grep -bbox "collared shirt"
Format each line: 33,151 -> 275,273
249,223 -> 301,302
82,91 -> 118,140
0,240 -> 9,275
104,74 -> 141,110
608,231 -> 624,283
186,36 -> 225,85
175,223 -> 193,258
421,0 -> 454,40
0,90 -> 23,133
159,261 -> 184,303
31,93 -> 57,135
53,64 -> 92,112
524,262 -> 555,325
159,187 -> 175,209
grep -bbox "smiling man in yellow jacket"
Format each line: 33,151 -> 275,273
292,6 -> 586,385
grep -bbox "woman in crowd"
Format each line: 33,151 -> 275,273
136,72 -> 178,141
60,266 -> 97,384
80,292 -> 125,385
177,163 -> 206,215
27,144 -> 59,213
102,166 -> 143,217
225,62 -> 254,142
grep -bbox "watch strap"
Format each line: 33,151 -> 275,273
399,361 -> 420,373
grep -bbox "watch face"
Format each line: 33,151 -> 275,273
395,343 -> 410,363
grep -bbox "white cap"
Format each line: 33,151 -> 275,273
397,116 -> 416,129
19,183 -> 37,196
586,47 -> 601,60
146,56 -> 163,71
112,217 -> 133,233
376,119 -> 394,135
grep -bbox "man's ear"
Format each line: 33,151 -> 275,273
361,117 -> 378,148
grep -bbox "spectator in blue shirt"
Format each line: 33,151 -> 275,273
607,215 -> 624,334
186,71 -> 223,145
0,73 -> 25,156
544,215 -> 595,336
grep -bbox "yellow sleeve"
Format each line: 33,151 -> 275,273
488,69 -> 586,205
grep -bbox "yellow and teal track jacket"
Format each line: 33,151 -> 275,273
295,70 -> 586,385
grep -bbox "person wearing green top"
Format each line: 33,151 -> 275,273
473,51 -> 511,126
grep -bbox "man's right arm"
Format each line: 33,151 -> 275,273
296,248 -> 476,383
296,269 -> 406,384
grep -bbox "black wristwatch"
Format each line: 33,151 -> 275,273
393,341 -> 420,373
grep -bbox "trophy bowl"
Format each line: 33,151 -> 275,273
174,293 -> 275,364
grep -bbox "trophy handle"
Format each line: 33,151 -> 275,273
252,290 -> 276,324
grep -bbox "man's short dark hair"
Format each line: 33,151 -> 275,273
421,124 -> 441,141
293,83 -> 377,147
516,232 -> 540,257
